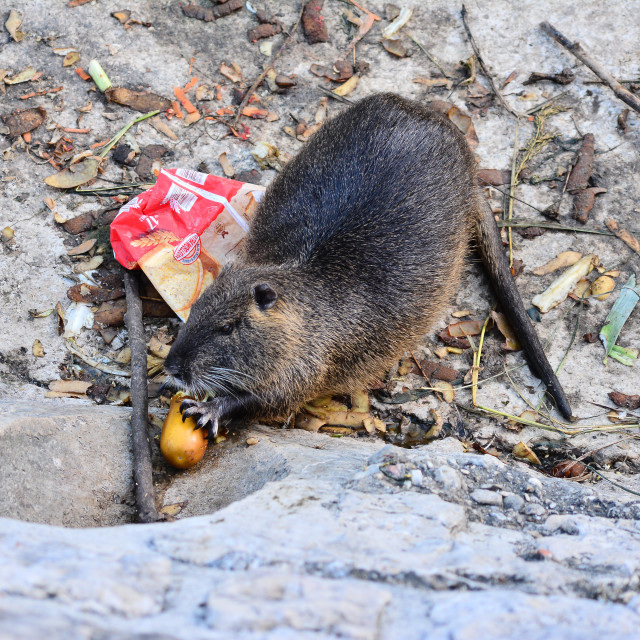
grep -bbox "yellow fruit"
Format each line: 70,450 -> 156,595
160,393 -> 208,469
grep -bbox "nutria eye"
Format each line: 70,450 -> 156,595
220,323 -> 233,335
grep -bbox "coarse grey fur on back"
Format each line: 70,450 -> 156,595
165,93 -> 571,433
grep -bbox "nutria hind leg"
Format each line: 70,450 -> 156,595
474,192 -> 573,420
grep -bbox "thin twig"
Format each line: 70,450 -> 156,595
233,6 -> 304,129
461,5 -> 520,118
526,90 -> 571,115
540,22 -> 640,115
404,30 -> 451,78
123,270 -> 163,524
579,460 -> 640,498
496,220 -> 618,236
471,313 -> 492,407
507,119 -> 519,267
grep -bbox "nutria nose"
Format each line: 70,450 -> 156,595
163,351 -> 181,377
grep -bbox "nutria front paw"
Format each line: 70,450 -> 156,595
180,398 -> 221,438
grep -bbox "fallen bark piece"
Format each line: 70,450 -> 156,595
310,60 -> 353,82
609,391 -> 640,410
618,109 -> 630,133
566,133 -> 595,193
477,168 -> 510,186
418,361 -> 460,382
532,254 -> 598,312
572,186 -> 606,224
302,0 -> 328,43
67,283 -> 125,304
106,87 -> 171,113
438,328 -> 471,349
523,68 -> 575,85
248,23 -> 282,41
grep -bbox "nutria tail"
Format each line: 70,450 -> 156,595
475,193 -> 573,420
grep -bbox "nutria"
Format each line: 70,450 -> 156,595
164,93 -> 572,435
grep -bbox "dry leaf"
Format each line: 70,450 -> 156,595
552,460 -> 587,479
160,503 -> 184,517
29,308 -> 54,318
413,77 -> 452,88
382,38 -> 407,57
5,9 -> 25,41
447,319 -> 483,337
63,51 -> 81,67
490,310 -> 521,351
4,67 -> 37,84
220,62 -> 242,83
333,75 -> 359,97
432,380 -> 455,403
609,391 -> 640,410
149,116 -> 178,141
216,151 -> 235,178
67,238 -> 97,256
32,339 -> 45,357
590,275 -> 615,300
73,255 -> 103,273
3,106 -> 46,137
512,441 -> 541,465
532,251 -> 582,276
606,218 -> 640,256
44,158 -> 100,188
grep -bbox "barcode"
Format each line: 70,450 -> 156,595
162,184 -> 197,212
176,168 -> 208,185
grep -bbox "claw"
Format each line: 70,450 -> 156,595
178,398 -> 221,439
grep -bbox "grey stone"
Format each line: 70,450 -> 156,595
433,466 -> 463,492
0,401 -> 134,527
503,493 -> 525,512
470,489 -> 504,507
410,469 -> 424,487
524,503 -> 548,519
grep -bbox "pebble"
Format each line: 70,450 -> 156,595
410,469 -> 424,487
503,494 -> 525,512
470,489 -> 503,507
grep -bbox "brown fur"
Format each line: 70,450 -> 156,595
165,93 -> 571,433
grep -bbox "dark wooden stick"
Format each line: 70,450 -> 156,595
460,4 -> 520,119
232,6 -> 304,129
541,22 -> 640,115
123,270 -> 163,524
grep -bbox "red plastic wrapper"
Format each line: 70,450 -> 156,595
111,168 -> 265,320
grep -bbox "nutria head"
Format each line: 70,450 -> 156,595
164,264 -> 303,401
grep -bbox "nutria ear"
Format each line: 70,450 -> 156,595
254,283 -> 277,310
